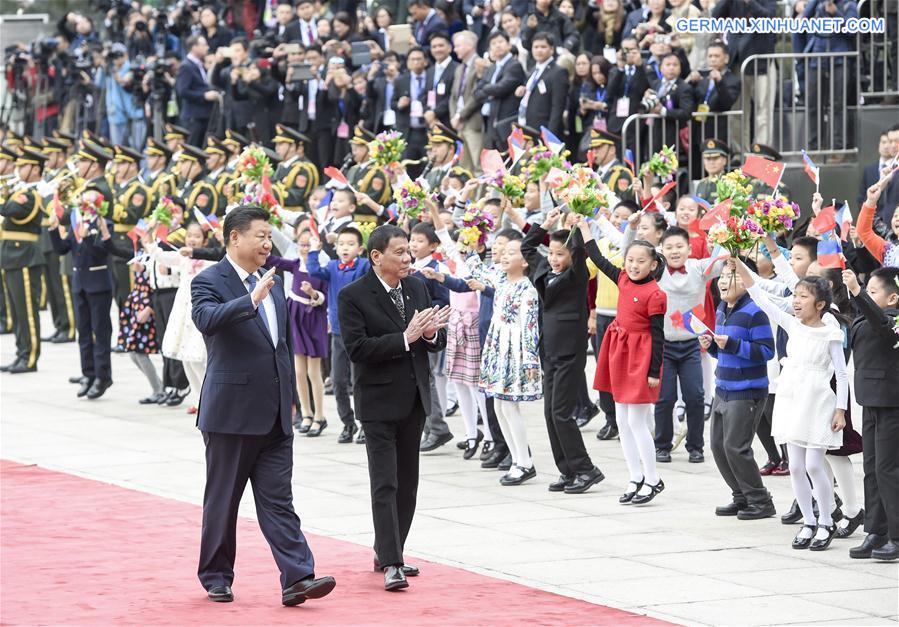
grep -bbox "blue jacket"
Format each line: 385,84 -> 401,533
707,292 -> 775,400
409,258 -> 450,308
175,56 -> 214,122
95,61 -> 145,124
306,253 -> 371,334
803,0 -> 858,65
443,273 -> 495,346
49,224 -> 116,294
190,258 -> 296,435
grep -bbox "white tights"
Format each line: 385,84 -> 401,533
825,455 -> 861,519
616,403 -> 660,488
787,443 -> 834,527
495,399 -> 531,469
457,382 -> 491,442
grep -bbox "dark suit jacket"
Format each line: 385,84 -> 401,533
175,58 -> 213,122
367,75 -> 395,131
413,12 -> 448,53
191,259 -> 296,436
475,56 -> 525,145
425,60 -> 458,127
713,0 -> 777,76
523,61 -> 568,137
392,72 -> 428,136
849,291 -> 899,407
268,19 -> 303,45
859,162 -> 882,208
605,65 -> 650,134
521,225 -> 588,358
338,270 -> 446,422
693,71 -> 741,112
49,226 -> 115,294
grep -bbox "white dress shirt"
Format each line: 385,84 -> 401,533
226,254 -> 278,346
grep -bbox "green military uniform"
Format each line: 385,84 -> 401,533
108,145 -> 152,308
589,129 -> 634,196
0,145 -> 19,334
222,129 -> 248,175
694,139 -> 730,205
0,148 -> 48,372
345,127 -> 390,224
748,143 -> 792,200
178,144 -> 220,218
271,124 -> 318,210
142,137 -> 178,205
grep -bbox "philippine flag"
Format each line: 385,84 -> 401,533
801,150 -> 819,186
817,238 -> 845,269
540,126 -> 565,156
671,305 -> 712,336
624,149 -> 636,173
835,201 -> 853,241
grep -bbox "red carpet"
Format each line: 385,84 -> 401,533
0,460 -> 664,626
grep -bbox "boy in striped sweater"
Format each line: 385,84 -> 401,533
699,261 -> 778,520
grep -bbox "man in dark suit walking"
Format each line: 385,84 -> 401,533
175,35 -> 220,147
338,225 -> 450,591
515,33 -> 568,137
191,206 -> 335,606
393,48 -> 430,161
858,129 -> 898,234
475,31 -> 525,151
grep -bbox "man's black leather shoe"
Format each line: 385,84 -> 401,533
383,566 -> 408,591
596,423 -> 618,440
282,575 -> 337,605
420,432 -> 453,452
0,359 -> 20,372
373,559 -> 418,576
77,378 -> 94,398
50,330 -> 74,343
69,375 -> 87,384
850,533 -> 888,559
715,501 -> 747,516
564,467 -> 605,494
738,501 -> 777,520
338,423 -> 357,444
207,585 -> 233,602
497,452 -> 513,471
781,499 -> 803,524
8,360 -> 36,374
86,379 -> 112,399
480,445 -> 508,468
872,540 -> 899,561
548,475 -> 574,492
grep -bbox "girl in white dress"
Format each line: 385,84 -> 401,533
144,222 -> 214,411
736,260 -> 848,551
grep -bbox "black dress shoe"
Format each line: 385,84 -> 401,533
69,375 -> 87,384
157,389 -> 173,405
781,499 -> 803,524
500,465 -> 536,486
8,360 -> 36,374
850,533 -> 888,559
597,423 -> 618,440
548,475 -> 574,492
792,525 -> 817,549
0,358 -> 21,373
565,467 -> 605,494
355,428 -> 366,444
481,445 -> 508,469
296,417 -> 313,434
462,439 -> 479,460
50,330 -> 74,343
337,423 -> 357,443
809,524 -> 838,551
457,429 -> 482,450
165,387 -> 189,406
445,402 -> 459,417
282,575 -> 337,605
737,501 -> 777,520
497,452 -> 513,471
383,566 -> 408,591
86,378 -> 112,399
373,559 -> 419,576
715,501 -> 747,516
479,441 -> 494,461
836,510 -> 865,539
631,479 -> 665,505
207,585 -> 233,602
420,432 -> 453,452
307,420 -> 328,437
655,449 -> 672,463
77,378 -> 95,398
577,403 -> 600,428
688,450 -> 705,463
619,478 -> 644,504
139,391 -> 167,404
872,539 -> 899,561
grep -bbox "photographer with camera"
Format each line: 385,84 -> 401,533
94,43 -> 147,149
209,39 -> 253,139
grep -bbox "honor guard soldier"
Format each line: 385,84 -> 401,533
178,144 -> 219,220
110,145 -> 152,308
422,123 -> 461,194
74,141 -> 114,214
202,137 -> 230,207
749,143 -> 792,200
222,130 -> 249,174
589,129 -> 634,196
142,137 -> 178,202
164,124 -> 189,160
272,124 -> 319,210
0,147 -> 48,373
346,127 -> 391,219
694,139 -> 730,205
3,131 -> 24,151
39,137 -> 76,343
52,130 -> 77,158
0,144 -> 20,335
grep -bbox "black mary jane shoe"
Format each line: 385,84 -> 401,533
479,441 -> 494,461
792,524 -> 818,550
809,524 -> 838,551
631,479 -> 665,505
836,510 -> 865,539
296,417 -> 314,434
307,420 -> 328,437
462,438 -> 479,460
619,478 -> 644,504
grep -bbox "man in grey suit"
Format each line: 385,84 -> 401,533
449,30 -> 484,174
475,31 -> 525,151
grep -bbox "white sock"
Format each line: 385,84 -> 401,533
498,400 -> 531,468
616,403 -> 645,484
456,383 -> 479,440
797,525 -> 815,539
827,455 -> 861,518
476,391 -> 492,441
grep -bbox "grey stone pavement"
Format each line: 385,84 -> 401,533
2,310 -> 897,625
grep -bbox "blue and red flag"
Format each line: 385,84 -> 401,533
205,213 -> 221,231
801,150 -> 819,186
817,238 -> 845,269
703,244 -> 730,276
811,204 -> 836,235
671,305 -> 713,336
507,128 -> 526,166
835,201 -> 852,241
539,126 -> 565,156
624,149 -> 635,173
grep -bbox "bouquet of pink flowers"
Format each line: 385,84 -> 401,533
241,182 -> 284,228
747,195 -> 801,233
486,172 -> 525,206
708,214 -> 766,256
547,164 -> 613,218
525,144 -> 571,179
369,130 -> 407,168
639,144 -> 678,181
79,190 -> 109,220
236,146 -> 271,182
392,177 -> 431,219
458,203 -> 496,250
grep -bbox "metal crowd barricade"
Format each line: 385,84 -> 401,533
740,51 -> 859,160
857,0 -> 899,102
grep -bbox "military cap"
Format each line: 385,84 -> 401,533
223,129 -> 249,151
176,144 -> 206,163
273,124 -> 310,145
164,124 -> 190,141
52,130 -> 76,147
81,129 -> 111,148
76,140 -> 114,164
113,144 -> 143,164
15,147 -> 47,167
205,136 -> 227,156
42,137 -> 69,153
144,137 -> 173,159
0,144 -> 19,161
428,122 -> 461,146
589,128 -> 620,149
4,131 -> 23,147
350,126 -> 376,146
751,143 -> 782,162
702,138 -> 730,157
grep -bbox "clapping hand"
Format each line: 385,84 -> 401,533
251,267 -> 277,307
404,305 -> 450,344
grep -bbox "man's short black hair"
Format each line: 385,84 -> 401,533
368,224 -> 408,259
411,221 -> 439,245
661,226 -> 690,244
488,31 -> 510,45
409,0 -> 431,7
428,31 -> 451,46
223,206 -> 270,245
230,36 -> 249,51
531,32 -> 556,48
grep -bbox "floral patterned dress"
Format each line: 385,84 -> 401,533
475,268 -> 542,402
117,269 -> 158,354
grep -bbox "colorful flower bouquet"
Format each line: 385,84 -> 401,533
525,145 -> 571,179
236,146 -> 272,182
392,177 -> 431,220
458,203 -> 496,250
369,130 -> 406,168
79,191 -> 109,220
352,221 -> 377,247
547,165 -> 613,218
715,169 -> 753,214
486,172 -> 526,206
241,182 -> 284,228
150,196 -> 176,226
747,195 -> 801,234
639,144 -> 678,181
708,214 -> 766,256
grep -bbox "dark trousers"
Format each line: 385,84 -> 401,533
485,396 -> 505,447
756,393 -> 787,464
595,314 -> 617,427
109,235 -> 132,310
862,406 -> 899,539
362,394 -> 426,567
0,269 -> 12,332
331,333 -> 354,426
152,288 -> 189,390
187,117 -> 210,148
655,339 -> 705,453
75,288 -> 112,380
710,394 -> 771,506
544,352 -> 594,476
403,127 -> 428,162
199,421 -> 315,590
43,250 -> 74,336
2,266 -> 42,367
807,63 -> 846,151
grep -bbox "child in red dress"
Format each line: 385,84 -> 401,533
578,220 -> 668,505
